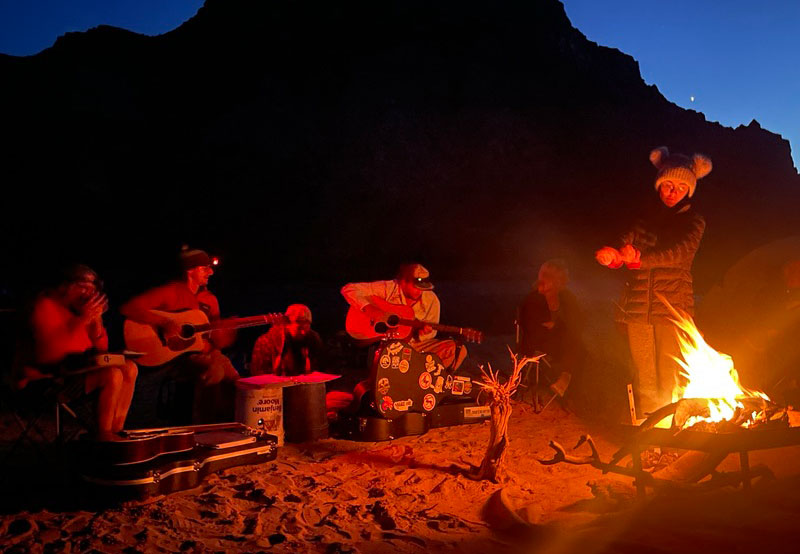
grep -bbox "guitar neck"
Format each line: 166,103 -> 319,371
396,318 -> 466,336
207,315 -> 281,331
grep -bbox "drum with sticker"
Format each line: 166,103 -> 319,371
371,341 -> 450,419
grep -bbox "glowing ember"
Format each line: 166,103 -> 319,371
662,296 -> 769,428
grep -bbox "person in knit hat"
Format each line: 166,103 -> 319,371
595,147 -> 712,418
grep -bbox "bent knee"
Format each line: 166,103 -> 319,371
102,367 -> 125,390
123,360 -> 138,381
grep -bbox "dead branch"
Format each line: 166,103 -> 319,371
607,402 -> 679,467
538,435 -> 602,467
466,349 -> 539,482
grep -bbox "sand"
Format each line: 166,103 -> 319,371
3,402 -> 800,554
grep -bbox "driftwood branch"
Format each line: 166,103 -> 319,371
465,349 -> 541,482
538,435 -> 603,468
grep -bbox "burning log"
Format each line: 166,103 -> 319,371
540,297 -> 795,497
465,350 -> 541,482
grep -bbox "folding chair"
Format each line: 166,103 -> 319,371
0,376 -> 95,474
516,354 -> 571,413
514,307 -> 571,413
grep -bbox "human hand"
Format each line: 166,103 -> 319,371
619,244 -> 640,265
79,292 -> 108,321
595,247 -> 621,267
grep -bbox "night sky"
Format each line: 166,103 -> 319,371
2,0 -> 796,169
562,0 -> 800,169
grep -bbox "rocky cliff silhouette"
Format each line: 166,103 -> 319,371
1,0 -> 797,308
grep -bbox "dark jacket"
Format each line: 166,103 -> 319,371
617,200 -> 705,325
519,289 -> 585,369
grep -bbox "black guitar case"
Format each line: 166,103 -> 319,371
331,341 -> 491,441
79,425 -> 277,499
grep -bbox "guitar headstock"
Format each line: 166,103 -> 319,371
462,328 -> 484,344
266,313 -> 287,325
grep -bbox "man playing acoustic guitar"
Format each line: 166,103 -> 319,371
341,263 -> 466,370
120,246 -> 239,424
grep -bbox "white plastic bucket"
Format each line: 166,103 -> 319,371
235,381 -> 284,446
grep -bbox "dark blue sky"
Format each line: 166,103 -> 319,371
0,1 -> 204,55
562,0 -> 799,168
1,0 -> 797,168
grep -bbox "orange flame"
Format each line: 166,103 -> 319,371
656,293 -> 769,427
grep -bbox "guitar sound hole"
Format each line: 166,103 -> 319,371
386,314 -> 399,326
180,325 -> 195,338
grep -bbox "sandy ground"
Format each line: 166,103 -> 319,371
4,399 -> 800,554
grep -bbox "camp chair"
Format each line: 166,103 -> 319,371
517,354 -> 571,413
0,374 -> 96,483
514,307 -> 571,413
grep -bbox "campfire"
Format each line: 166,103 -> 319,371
540,294 -> 797,496
657,293 -> 775,431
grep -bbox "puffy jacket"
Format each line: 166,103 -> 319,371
616,203 -> 705,324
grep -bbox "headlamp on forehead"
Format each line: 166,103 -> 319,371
211,257 -> 219,266
395,263 -> 434,290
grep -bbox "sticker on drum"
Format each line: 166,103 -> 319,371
381,396 -> 394,411
399,360 -> 410,373
377,377 -> 390,395
394,399 -> 412,411
423,393 -> 436,411
391,356 -> 400,369
418,372 -> 432,390
387,342 -> 403,355
425,355 -> 436,372
379,355 -> 391,369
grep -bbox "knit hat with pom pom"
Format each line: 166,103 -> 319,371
650,146 -> 712,197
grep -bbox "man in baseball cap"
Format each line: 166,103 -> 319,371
341,262 -> 464,370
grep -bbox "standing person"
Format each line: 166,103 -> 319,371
595,146 -> 712,417
518,259 -> 585,402
15,265 -> 138,437
250,304 -> 325,376
120,246 -> 239,424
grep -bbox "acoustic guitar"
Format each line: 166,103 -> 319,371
345,297 -> 483,343
124,309 -> 284,367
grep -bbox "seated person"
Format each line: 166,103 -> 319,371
518,259 -> 585,400
14,265 -> 138,437
250,304 -> 325,376
120,246 -> 238,424
341,262 -> 466,369
329,263 -> 466,416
